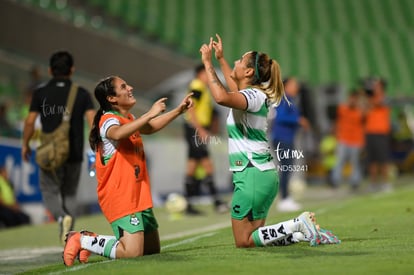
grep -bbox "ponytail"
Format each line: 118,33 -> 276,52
88,76 -> 117,151
89,108 -> 104,151
265,60 -> 285,106
249,52 -> 285,105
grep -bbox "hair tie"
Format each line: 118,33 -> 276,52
254,52 -> 260,81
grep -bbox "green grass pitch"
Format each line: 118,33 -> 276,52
1,180 -> 413,274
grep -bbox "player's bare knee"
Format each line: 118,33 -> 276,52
118,245 -> 144,258
127,249 -> 144,258
235,239 -> 251,248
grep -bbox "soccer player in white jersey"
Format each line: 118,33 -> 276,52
199,34 -> 320,247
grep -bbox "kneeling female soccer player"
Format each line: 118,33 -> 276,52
63,76 -> 193,266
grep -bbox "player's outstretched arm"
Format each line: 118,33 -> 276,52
106,98 -> 167,140
140,93 -> 193,134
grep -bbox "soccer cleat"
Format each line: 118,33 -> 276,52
78,230 -> 97,264
297,211 -> 321,246
78,249 -> 91,264
60,215 -> 73,246
293,214 -> 341,245
292,224 -> 319,242
318,228 -> 341,244
186,204 -> 204,216
63,231 -> 82,266
292,212 -> 318,242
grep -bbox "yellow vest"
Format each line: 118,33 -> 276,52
184,79 -> 213,127
0,176 -> 16,206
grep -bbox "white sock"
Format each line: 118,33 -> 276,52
272,234 -> 301,246
292,232 -> 306,242
81,234 -> 118,259
253,219 -> 299,246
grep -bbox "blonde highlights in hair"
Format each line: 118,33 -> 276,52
248,52 -> 285,105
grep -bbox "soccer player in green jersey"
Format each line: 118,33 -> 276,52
199,34 -> 320,247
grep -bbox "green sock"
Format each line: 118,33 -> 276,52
252,230 -> 264,247
81,234 -> 117,258
103,238 -> 118,259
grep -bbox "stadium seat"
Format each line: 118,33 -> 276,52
15,0 -> 414,95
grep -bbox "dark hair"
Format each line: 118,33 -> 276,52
194,63 -> 205,75
246,51 -> 272,85
349,88 -> 359,96
49,51 -> 74,77
283,77 -> 293,86
89,76 -> 117,151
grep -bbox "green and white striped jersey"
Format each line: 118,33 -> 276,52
226,88 -> 275,171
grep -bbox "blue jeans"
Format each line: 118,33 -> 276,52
332,142 -> 362,186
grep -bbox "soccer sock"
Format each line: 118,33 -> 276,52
202,175 -> 217,195
185,175 -> 200,209
202,174 -> 223,206
185,175 -> 198,198
252,219 -> 298,246
81,234 -> 118,259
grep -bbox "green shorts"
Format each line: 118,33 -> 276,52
231,167 -> 279,221
110,208 -> 159,239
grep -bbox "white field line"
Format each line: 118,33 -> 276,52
0,222 -> 230,263
0,246 -> 62,261
0,193 -> 365,275
161,220 -> 230,241
47,260 -> 113,274
46,230 -> 220,274
161,232 -> 217,250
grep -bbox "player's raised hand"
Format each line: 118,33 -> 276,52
212,34 -> 224,60
178,92 -> 194,113
200,37 -> 213,63
148,97 -> 167,118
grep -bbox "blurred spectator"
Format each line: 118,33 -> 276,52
331,89 -> 365,190
20,66 -> 43,122
27,66 -> 42,93
182,64 -> 227,215
364,78 -> 392,192
0,166 -> 31,228
270,77 -> 310,212
0,102 -> 20,138
390,110 -> 414,173
296,82 -> 318,157
319,128 -> 337,186
21,51 -> 95,244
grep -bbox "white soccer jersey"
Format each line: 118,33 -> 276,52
226,88 -> 275,171
99,112 -> 136,159
100,116 -> 120,158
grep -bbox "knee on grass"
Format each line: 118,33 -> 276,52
234,239 -> 255,248
116,242 -> 144,258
